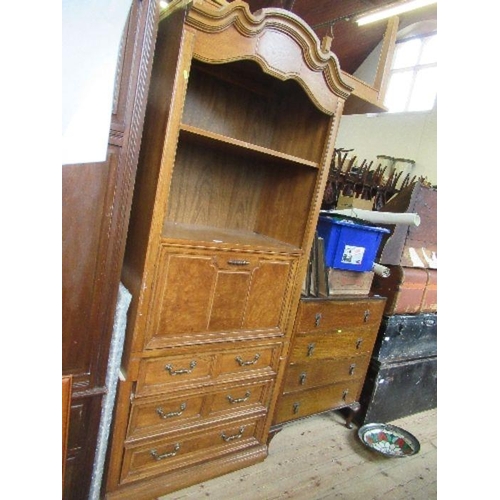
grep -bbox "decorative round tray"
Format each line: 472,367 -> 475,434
358,423 -> 420,457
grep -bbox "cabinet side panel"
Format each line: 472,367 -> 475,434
122,9 -> 187,296
62,159 -> 112,380
121,9 -> 190,363
64,394 -> 104,500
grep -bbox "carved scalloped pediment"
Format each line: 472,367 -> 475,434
185,0 -> 353,115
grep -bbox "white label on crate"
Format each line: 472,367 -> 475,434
341,245 -> 365,265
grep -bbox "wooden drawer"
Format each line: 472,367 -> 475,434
209,379 -> 274,416
136,353 -> 213,397
127,379 -> 274,440
135,342 -> 280,397
282,355 -> 370,393
127,392 -> 205,440
274,379 -> 363,424
120,415 -> 265,484
289,329 -> 377,363
217,344 -> 279,380
295,297 -> 385,334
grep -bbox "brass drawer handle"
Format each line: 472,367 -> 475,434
227,259 -> 250,266
342,389 -> 349,401
299,372 -> 307,385
315,312 -> 322,327
356,338 -> 363,349
363,310 -> 371,322
227,390 -> 251,404
150,443 -> 180,461
156,402 -> 187,419
221,426 -> 245,442
307,343 -> 315,357
235,353 -> 260,366
349,364 -> 356,376
293,402 -> 300,414
165,360 -> 197,375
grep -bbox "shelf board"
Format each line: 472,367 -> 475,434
162,221 -> 302,254
340,72 -> 388,115
179,124 -> 319,169
339,18 -> 397,116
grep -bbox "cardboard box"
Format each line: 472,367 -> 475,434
336,194 -> 374,211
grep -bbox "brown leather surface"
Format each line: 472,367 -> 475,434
371,265 -> 435,315
421,269 -> 437,313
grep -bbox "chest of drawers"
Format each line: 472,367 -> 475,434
272,295 -> 386,431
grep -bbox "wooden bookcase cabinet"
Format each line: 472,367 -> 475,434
105,1 -> 352,498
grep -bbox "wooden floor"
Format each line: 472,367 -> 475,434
158,408 -> 437,500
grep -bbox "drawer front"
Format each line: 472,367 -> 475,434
144,247 -> 295,348
289,329 -> 377,362
136,354 -> 213,397
127,393 -> 205,440
217,344 -> 280,379
135,343 -> 280,397
282,355 -> 370,393
128,379 -> 273,440
296,298 -> 385,334
120,416 -> 264,484
274,379 -> 362,424
209,379 -> 274,415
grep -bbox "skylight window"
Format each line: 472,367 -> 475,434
384,33 -> 437,113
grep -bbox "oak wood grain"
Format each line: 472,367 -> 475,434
105,1 -> 349,497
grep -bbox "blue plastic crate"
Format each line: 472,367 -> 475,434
317,216 -> 390,272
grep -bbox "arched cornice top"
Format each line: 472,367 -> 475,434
185,0 -> 353,115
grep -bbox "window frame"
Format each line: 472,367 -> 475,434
384,31 -> 437,113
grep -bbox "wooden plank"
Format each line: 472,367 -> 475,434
158,408 -> 437,499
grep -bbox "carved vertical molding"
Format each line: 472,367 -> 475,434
112,14 -> 129,116
91,0 -> 160,389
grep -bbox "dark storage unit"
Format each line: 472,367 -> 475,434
357,356 -> 437,424
354,181 -> 438,426
355,313 -> 437,425
371,313 -> 437,362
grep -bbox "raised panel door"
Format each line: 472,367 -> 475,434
143,248 -> 295,348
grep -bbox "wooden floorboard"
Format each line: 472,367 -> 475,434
158,408 -> 437,500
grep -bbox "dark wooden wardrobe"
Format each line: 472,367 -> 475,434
62,1 -> 159,498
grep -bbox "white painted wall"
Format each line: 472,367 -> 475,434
334,105 -> 437,185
